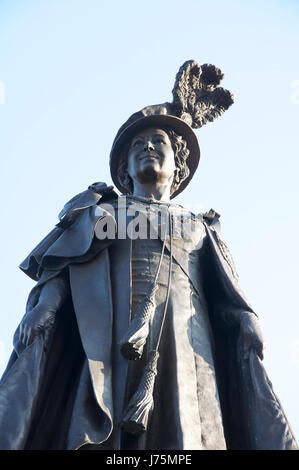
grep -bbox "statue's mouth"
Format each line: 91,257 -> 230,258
141,153 -> 159,161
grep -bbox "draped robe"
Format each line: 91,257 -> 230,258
0,184 -> 297,450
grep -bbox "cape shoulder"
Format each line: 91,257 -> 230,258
19,182 -> 118,281
202,208 -> 239,281
57,182 -> 119,228
202,208 -> 221,232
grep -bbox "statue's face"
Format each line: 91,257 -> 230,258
127,127 -> 176,188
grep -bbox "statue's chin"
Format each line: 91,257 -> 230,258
136,165 -> 160,184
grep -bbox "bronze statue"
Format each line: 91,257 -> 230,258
0,60 -> 297,450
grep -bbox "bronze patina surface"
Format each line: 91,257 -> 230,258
0,61 -> 297,450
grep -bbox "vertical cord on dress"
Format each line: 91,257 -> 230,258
120,211 -> 168,361
121,210 -> 173,435
155,212 -> 173,352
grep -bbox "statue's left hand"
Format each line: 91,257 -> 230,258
19,275 -> 68,347
239,313 -> 264,361
19,304 -> 56,347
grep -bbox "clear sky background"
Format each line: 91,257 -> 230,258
0,0 -> 299,443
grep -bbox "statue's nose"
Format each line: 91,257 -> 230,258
144,141 -> 154,151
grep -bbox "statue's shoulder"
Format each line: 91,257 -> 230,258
202,208 -> 221,232
202,208 -> 239,280
57,182 -> 119,228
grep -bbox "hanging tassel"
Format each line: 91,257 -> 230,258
121,350 -> 159,435
120,283 -> 159,360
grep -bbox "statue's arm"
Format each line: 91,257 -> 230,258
210,300 -> 264,360
212,286 -> 265,362
202,212 -> 264,360
238,311 -> 264,360
19,273 -> 69,347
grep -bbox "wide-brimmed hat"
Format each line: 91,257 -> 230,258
110,60 -> 234,199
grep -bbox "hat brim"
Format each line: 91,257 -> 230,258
109,114 -> 200,199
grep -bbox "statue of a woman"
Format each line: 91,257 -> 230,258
0,61 -> 297,450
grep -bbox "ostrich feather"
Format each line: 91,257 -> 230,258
171,60 -> 234,129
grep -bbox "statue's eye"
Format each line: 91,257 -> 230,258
132,139 -> 143,147
154,138 -> 165,144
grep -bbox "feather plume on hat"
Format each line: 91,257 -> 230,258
171,60 -> 234,128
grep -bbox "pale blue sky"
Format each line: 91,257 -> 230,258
0,0 -> 299,442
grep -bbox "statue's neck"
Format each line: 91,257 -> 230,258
132,182 -> 171,203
